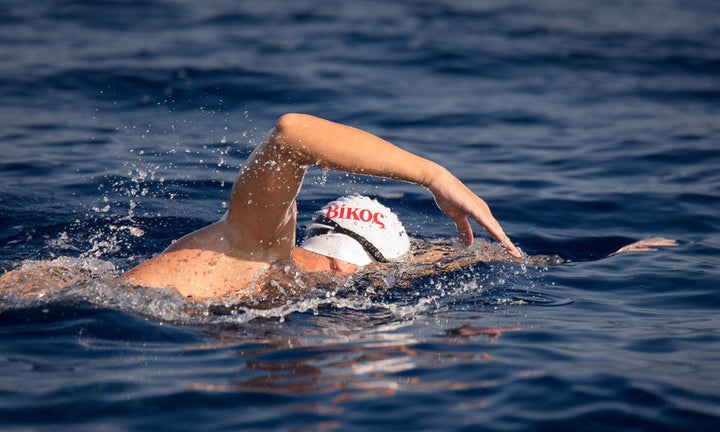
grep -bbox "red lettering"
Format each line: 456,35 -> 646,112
373,213 -> 385,229
345,207 -> 359,220
326,205 -> 340,219
359,209 -> 372,222
325,206 -> 387,228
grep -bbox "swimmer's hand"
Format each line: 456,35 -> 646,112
427,166 -> 522,258
610,237 -> 678,255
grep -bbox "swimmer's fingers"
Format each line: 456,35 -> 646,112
462,201 -> 521,257
612,237 -> 678,255
456,213 -> 520,258
433,195 -> 476,245
454,217 -> 474,245
478,218 -> 522,258
428,168 -> 521,258
433,195 -> 521,257
463,197 -> 520,257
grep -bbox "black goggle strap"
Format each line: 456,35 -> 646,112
310,215 -> 388,263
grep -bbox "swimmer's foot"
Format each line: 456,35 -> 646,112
611,237 -> 678,255
445,326 -> 520,343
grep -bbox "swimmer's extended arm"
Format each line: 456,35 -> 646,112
227,113 -> 520,258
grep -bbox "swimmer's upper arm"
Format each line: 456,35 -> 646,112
224,116 -> 309,259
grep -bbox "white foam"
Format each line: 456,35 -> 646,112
1,245 -> 549,327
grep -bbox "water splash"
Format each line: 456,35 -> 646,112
0,249 -> 552,327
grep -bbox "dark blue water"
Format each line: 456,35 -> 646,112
2,0 -> 719,430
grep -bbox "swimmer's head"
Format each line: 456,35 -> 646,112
300,195 -> 410,266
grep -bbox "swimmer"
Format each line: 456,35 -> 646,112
1,114 -> 676,302
121,113 -> 521,300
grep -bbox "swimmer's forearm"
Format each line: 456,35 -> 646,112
271,113 -> 442,187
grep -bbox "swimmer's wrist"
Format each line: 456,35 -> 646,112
421,161 -> 449,191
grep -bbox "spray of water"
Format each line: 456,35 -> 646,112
1,110 -> 554,325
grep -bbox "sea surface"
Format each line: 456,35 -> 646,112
1,0 -> 719,430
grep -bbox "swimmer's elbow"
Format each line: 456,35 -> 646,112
271,113 -> 321,164
274,113 -> 310,138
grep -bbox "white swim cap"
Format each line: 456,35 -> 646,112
300,195 -> 410,266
